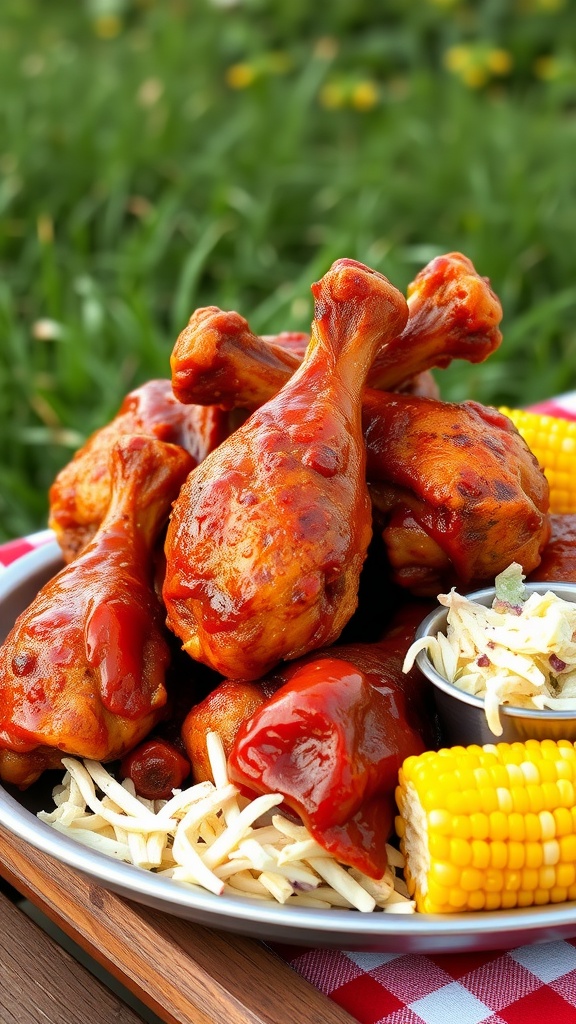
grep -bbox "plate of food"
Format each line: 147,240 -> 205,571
2,254 -> 576,953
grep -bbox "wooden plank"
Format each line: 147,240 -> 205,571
0,824 -> 356,1024
0,890 -> 144,1024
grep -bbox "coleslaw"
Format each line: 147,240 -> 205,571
403,563 -> 576,735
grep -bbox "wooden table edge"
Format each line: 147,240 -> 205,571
0,823 -> 357,1024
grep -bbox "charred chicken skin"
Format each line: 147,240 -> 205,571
49,379 -> 229,563
163,258 -> 409,680
0,435 -> 193,788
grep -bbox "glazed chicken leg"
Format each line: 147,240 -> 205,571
170,252 -> 501,410
163,259 -> 408,680
167,276 -> 548,594
49,379 -> 230,563
368,251 -> 502,389
0,435 -> 193,787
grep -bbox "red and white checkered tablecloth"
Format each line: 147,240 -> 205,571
4,389 -> 576,1024
273,940 -> 576,1023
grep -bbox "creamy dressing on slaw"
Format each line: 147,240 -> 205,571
403,563 -> 576,735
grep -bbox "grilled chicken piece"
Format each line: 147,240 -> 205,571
367,251 -> 502,389
170,252 -> 500,410
0,435 -> 193,788
366,395 -> 550,594
49,379 -> 229,563
169,287 -> 548,596
163,259 -> 408,680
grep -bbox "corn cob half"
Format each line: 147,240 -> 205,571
500,407 -> 576,515
395,739 -> 576,914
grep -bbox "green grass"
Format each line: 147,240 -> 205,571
1,0 -> 575,540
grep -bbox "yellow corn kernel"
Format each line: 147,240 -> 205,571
468,890 -> 486,911
551,887 -> 568,904
499,407 -> 576,513
557,779 -> 575,805
511,787 -> 530,814
554,807 -> 573,836
525,812 -> 541,842
507,841 -> 525,870
470,839 -> 490,869
504,869 -> 522,892
489,841 -> 508,869
521,868 -> 540,891
489,811 -> 509,840
484,892 -> 502,911
560,835 -> 576,861
501,891 -> 519,909
557,863 -> 576,888
525,842 -> 543,869
449,837 -> 472,866
508,812 -> 526,841
428,833 -> 450,859
539,810 -> 557,840
469,812 -> 490,840
396,739 -> 576,914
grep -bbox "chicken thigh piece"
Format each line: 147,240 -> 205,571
0,435 -> 193,788
49,379 -> 229,563
163,259 -> 408,680
365,395 -> 550,594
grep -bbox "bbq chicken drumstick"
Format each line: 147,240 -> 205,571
168,270 -> 549,595
367,251 -> 503,390
0,435 -> 193,788
49,378 -> 230,563
170,251 -> 501,410
163,258 -> 408,680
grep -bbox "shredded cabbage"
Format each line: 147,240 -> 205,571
403,563 -> 576,736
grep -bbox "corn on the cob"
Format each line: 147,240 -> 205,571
395,739 -> 576,914
500,407 -> 576,515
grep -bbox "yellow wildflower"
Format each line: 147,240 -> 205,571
486,49 -> 513,75
351,81 -> 379,111
93,15 -> 122,38
461,64 -> 488,89
226,63 -> 257,89
443,45 -> 472,73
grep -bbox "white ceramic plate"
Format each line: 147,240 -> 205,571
2,542 -> 576,952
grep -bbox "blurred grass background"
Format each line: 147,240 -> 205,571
1,0 -> 575,540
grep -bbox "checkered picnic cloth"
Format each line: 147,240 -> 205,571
4,389 -> 576,1023
273,940 -> 576,1022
